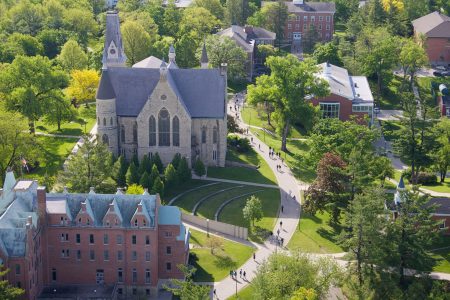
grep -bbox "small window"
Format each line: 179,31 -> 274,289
120,125 -> 125,143
149,116 -> 156,146
133,121 -> 138,143
158,108 -> 170,146
311,16 -> 315,22
87,219 -> 90,225
146,289 -> 150,295
77,250 -> 81,260
110,117 -> 113,126
326,16 -> 331,22
319,16 -> 323,21
117,250 -> 123,261
146,251 -> 151,261
172,116 -> 180,147
132,251 -> 137,261
103,118 -> 106,126
165,231 -> 172,238
166,246 -> 172,255
89,234 -> 94,244
104,250 -> 109,261
304,15 -> 308,21
90,250 -> 95,261
15,264 -> 20,275
118,288 -> 123,295
132,268 -> 137,283
213,126 -> 218,144
145,235 -> 150,245
52,268 -> 57,281
132,235 -> 137,244
134,219 -> 138,227
117,235 -> 123,245
440,220 -> 446,229
201,126 -> 207,144
326,24 -> 330,30
166,262 -> 172,271
118,268 -> 123,283
132,288 -> 137,295
104,234 -> 109,245
145,269 -> 151,284
288,24 -> 292,29
303,24 -> 307,30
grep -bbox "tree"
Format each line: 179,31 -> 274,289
161,0 -> 182,37
193,159 -> 206,177
206,235 -> 223,254
37,29 -> 68,59
247,56 -> 329,151
226,0 -> 244,25
171,153 -> 181,170
247,75 -> 277,126
175,31 -> 201,68
340,188 -> 387,286
117,0 -> 142,12
66,69 -> 100,107
153,152 -> 163,173
177,156 -> 191,181
126,162 -> 140,185
313,42 -> 343,66
112,155 -> 128,187
371,156 -> 394,187
199,35 -> 247,81
399,38 -> 428,90
151,176 -> 164,196
139,171 -> 151,189
193,0 -> 225,21
252,253 -> 340,299
151,36 -> 175,61
302,24 -> 320,54
149,164 -> 160,188
334,0 -> 359,22
44,95 -> 76,131
62,134 -> 113,192
290,287 -> 318,300
164,265 -> 210,300
58,40 -> 88,71
304,152 -> 348,224
179,7 -> 220,37
1,33 -> 43,63
0,268 -> 24,299
63,8 -> 97,46
126,184 -> 145,195
0,111 -> 39,185
5,0 -> 45,36
164,163 -> 178,189
0,55 -> 69,133
139,154 -> 152,175
121,21 -> 152,66
432,118 -> 450,182
243,195 -> 263,227
385,190 -> 439,284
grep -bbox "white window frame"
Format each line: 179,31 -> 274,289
319,102 -> 340,119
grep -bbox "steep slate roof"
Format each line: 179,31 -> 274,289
97,67 -> 225,118
248,27 -> 276,40
426,198 -> 450,215
132,56 -> 164,69
102,11 -> 127,67
283,1 -> 336,13
217,26 -> 254,52
412,11 -> 450,38
96,69 -> 116,100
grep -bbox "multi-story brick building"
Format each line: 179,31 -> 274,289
0,171 -> 189,299
281,0 -> 335,50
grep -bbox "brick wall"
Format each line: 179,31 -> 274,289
284,12 -> 334,42
311,93 -> 369,122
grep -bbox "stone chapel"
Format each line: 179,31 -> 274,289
96,11 -> 227,167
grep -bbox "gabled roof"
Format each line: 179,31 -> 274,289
412,11 -> 450,38
97,67 -> 225,118
282,1 -> 336,13
132,56 -> 164,69
426,198 -> 450,215
217,26 -> 254,52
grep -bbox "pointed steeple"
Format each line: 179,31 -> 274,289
102,11 -> 127,69
200,42 -> 209,69
397,176 -> 405,190
168,45 -> 176,64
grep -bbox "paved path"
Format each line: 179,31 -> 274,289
34,132 -> 81,139
211,96 -> 308,300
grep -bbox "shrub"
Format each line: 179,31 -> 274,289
227,115 -> 242,133
402,168 -> 412,181
193,159 -> 206,177
416,172 -> 437,185
177,157 -> 191,182
227,135 -> 251,153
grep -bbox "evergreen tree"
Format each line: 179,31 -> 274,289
164,163 -> 178,190
177,157 -> 191,182
140,154 -> 152,174
131,153 -> 139,169
126,162 -> 140,186
113,156 -> 128,187
149,164 -> 160,188
171,153 -> 181,170
0,268 -> 24,299
153,152 -> 164,173
139,171 -> 151,189
193,158 -> 206,177
151,176 -> 165,197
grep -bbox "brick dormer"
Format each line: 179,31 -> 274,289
102,199 -> 123,227
75,199 -> 95,226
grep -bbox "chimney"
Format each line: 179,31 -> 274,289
244,25 -> 254,34
89,187 -> 95,194
109,202 -> 115,212
137,203 -> 143,213
37,187 -> 47,223
324,62 -> 331,77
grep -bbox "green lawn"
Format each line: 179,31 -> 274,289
288,211 -> 343,254
372,77 -> 403,110
228,80 -> 248,94
219,188 -> 280,243
189,229 -> 254,282
35,105 -> 97,136
163,179 -> 211,203
228,285 -> 254,300
421,177 -> 450,193
23,136 -> 78,187
429,236 -> 450,273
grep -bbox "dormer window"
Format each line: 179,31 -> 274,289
87,219 -> 90,226
143,219 -> 146,227
115,218 -> 118,226
78,218 -> 81,225
106,221 -> 110,227
134,219 -> 138,227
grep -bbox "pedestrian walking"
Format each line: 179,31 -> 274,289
253,252 -> 256,261
234,271 -> 237,279
281,237 -> 284,246
243,271 -> 246,279
281,205 -> 284,213
258,144 -> 260,150
277,229 -> 280,236
251,137 -> 253,143
214,289 -> 217,297
239,269 -> 242,278
280,221 -> 283,228
293,195 -> 296,202
230,270 -> 233,278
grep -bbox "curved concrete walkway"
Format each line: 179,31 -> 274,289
214,190 -> 264,221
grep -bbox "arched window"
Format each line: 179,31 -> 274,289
110,117 -> 113,126
120,125 -> 125,143
149,116 -> 156,146
158,108 -> 170,146
133,122 -> 138,143
201,126 -> 207,144
102,134 -> 109,145
172,116 -> 179,147
103,118 -> 106,126
213,126 -> 218,144
98,117 -> 100,125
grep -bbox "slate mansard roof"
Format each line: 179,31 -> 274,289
96,67 -> 226,119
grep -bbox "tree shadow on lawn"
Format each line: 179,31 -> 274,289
189,253 -> 214,282
249,226 -> 271,244
213,253 -> 237,269
301,213 -> 323,225
317,226 -> 342,249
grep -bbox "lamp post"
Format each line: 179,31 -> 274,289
206,219 -> 210,237
235,274 -> 238,297
83,119 -> 87,134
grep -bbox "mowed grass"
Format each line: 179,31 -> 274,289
372,77 -> 403,110
35,104 -> 97,136
429,236 -> 450,273
196,185 -> 263,220
171,182 -> 236,213
421,177 -> 450,193
288,211 -> 343,254
228,285 -> 254,300
189,229 -> 254,282
163,179 -> 213,203
219,188 -> 280,243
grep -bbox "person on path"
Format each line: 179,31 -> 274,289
234,271 -> 237,279
277,229 -> 280,236
253,253 -> 256,261
251,137 -> 253,143
230,270 -> 233,278
281,237 -> 284,246
243,271 -> 247,280
293,195 -> 296,202
213,289 -> 217,298
280,221 -> 283,228
281,205 -> 284,213
258,144 -> 260,150
239,269 -> 242,278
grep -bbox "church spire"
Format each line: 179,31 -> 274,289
102,11 -> 127,69
200,42 -> 209,69
168,44 -> 176,64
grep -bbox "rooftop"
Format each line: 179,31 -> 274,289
412,11 -> 450,38
261,1 -> 336,13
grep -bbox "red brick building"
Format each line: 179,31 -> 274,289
310,63 -> 374,124
0,172 -> 189,299
281,0 -> 336,50
412,11 -> 450,67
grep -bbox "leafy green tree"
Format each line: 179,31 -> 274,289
126,161 -> 140,185
139,171 -> 151,189
194,0 -> 225,21
0,55 -> 68,133
177,156 -> 191,181
290,287 -> 317,300
247,56 -> 329,151
1,33 -> 43,63
126,184 -> 145,195
149,164 -> 160,188
122,21 -> 152,66
151,176 -> 165,196
432,118 -> 450,182
399,38 -> 428,90
116,0 -> 142,12
58,39 -> 88,71
37,29 -> 68,59
252,253 -> 340,299
334,0 -> 359,22
151,36 -> 175,60
164,163 -> 178,189
243,195 -> 263,227
63,8 -> 97,46
5,0 -> 46,36
62,134 -> 113,192
164,265 -> 209,300
139,154 -> 152,175
131,153 -> 139,169
313,42 -> 343,66
179,7 -> 220,37
175,31 -> 201,68
340,188 -> 387,286
302,24 -> 320,54
371,156 -> 394,187
226,0 -> 244,25
0,268 -> 24,299
162,0 -> 182,37
199,35 -> 246,80
153,152 -> 163,173
44,95 -> 76,131
193,159 -> 206,177
121,11 -> 159,38
44,0 -> 65,29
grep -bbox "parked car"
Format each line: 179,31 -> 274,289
433,70 -> 450,77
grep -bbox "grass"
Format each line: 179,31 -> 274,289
35,104 -> 97,136
380,120 -> 404,142
163,179 -> 212,203
421,177 -> 450,193
189,229 -> 254,282
228,285 -> 254,300
23,136 -> 78,185
219,188 -> 280,243
371,77 -> 403,110
228,80 -> 248,94
429,236 -> 450,273
287,211 -> 343,254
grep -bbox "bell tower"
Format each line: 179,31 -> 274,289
102,11 -> 127,69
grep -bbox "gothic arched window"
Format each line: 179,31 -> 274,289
158,108 -> 170,146
120,125 -> 125,143
110,117 -> 113,126
133,122 -> 138,143
172,116 -> 179,147
201,126 -> 207,144
103,118 -> 106,126
102,134 -> 109,145
149,116 -> 156,146
213,126 -> 218,144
